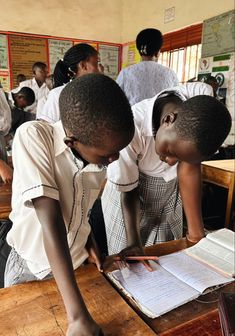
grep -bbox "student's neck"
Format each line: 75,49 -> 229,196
141,56 -> 155,61
35,78 -> 44,87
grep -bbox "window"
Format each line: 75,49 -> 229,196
158,44 -> 202,82
158,23 -> 202,83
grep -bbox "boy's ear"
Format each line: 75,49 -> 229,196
63,136 -> 76,148
162,112 -> 177,125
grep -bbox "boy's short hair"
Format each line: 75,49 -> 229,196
136,28 -> 163,57
32,62 -> 47,72
17,87 -> 35,106
175,95 -> 232,158
59,73 -> 134,147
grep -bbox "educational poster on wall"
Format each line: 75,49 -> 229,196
9,35 -> 47,89
0,34 -> 8,69
0,70 -> 10,92
198,53 -> 232,88
121,43 -> 141,68
48,39 -> 73,73
99,45 -> 119,80
202,10 -> 235,58
73,41 -> 98,50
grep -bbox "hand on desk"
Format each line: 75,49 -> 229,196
0,159 -> 13,184
113,245 -> 154,272
67,318 -> 104,336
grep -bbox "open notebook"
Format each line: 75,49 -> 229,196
108,229 -> 235,318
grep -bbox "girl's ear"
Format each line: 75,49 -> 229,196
78,60 -> 87,71
162,112 -> 177,125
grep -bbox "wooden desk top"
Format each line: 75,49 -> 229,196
0,264 -> 155,336
0,182 -> 12,219
202,159 -> 235,173
106,238 -> 235,336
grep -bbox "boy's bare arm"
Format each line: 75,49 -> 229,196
177,162 -> 205,242
32,196 -> 102,336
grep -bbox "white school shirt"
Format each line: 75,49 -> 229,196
116,61 -> 179,106
224,55 -> 235,146
7,120 -> 106,279
0,89 -> 11,135
106,82 -> 213,192
12,78 -> 49,114
37,85 -> 65,123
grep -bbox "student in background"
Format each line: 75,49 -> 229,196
4,74 -> 134,336
7,87 -> 35,134
36,74 -> 54,118
116,28 -> 179,106
16,74 -> 26,86
11,62 -> 49,116
0,88 -> 12,183
37,44 -> 100,123
101,82 -> 231,259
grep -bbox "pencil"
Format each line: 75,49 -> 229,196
113,256 -> 159,261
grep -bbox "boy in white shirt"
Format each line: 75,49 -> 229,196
12,62 -> 49,115
5,74 -> 134,336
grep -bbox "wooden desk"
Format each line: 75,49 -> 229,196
106,238 -> 235,336
0,264 -> 155,336
0,182 -> 12,219
202,160 -> 235,229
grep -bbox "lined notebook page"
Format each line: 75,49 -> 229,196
207,229 -> 235,252
159,252 -> 233,293
185,239 -> 235,277
110,262 -> 199,318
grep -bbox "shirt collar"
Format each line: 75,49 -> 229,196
32,77 -> 46,89
53,121 -> 105,173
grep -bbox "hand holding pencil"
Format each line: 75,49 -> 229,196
115,245 -> 157,272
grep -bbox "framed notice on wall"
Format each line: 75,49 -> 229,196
0,34 -> 8,69
48,39 -> 73,73
9,35 -> 48,88
99,44 -> 119,80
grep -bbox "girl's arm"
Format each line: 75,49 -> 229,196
177,162 -> 205,243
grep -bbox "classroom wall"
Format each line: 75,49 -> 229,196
122,0 -> 234,42
0,0 -> 234,43
0,0 -> 122,43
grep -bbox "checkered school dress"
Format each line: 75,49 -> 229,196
102,172 -> 183,255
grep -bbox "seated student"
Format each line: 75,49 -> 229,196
0,88 -> 12,184
4,74 -> 134,336
16,74 -> 26,86
37,44 -> 100,123
101,82 -> 231,261
116,28 -> 179,106
11,62 -> 49,115
7,87 -> 35,134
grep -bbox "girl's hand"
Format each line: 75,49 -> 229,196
116,245 -> 153,272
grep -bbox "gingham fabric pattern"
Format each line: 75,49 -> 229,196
102,172 -> 183,255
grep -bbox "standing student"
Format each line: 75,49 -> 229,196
11,62 -> 49,116
0,88 -> 12,183
101,82 -> 231,259
36,74 -> 54,118
37,43 -> 100,123
116,28 -> 179,106
4,74 -> 134,336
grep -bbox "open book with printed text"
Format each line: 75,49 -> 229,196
107,229 -> 235,318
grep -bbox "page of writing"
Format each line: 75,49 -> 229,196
110,262 -> 199,317
185,239 -> 235,277
206,229 -> 235,252
159,252 -> 233,293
